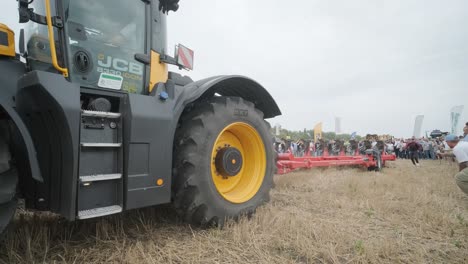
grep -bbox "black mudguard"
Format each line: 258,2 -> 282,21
174,75 -> 281,119
167,75 -> 281,169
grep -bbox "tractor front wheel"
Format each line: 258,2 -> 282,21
173,97 -> 275,226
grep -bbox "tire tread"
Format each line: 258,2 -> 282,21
172,97 -> 275,226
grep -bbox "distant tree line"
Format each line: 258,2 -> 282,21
273,128 -> 363,142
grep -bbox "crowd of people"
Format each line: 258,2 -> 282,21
274,124 -> 468,165
392,138 -> 443,160
274,123 -> 468,198
387,137 -> 447,167
387,123 -> 468,166
275,137 -> 386,157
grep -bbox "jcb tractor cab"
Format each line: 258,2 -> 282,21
0,0 -> 281,236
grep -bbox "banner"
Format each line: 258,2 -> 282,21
314,122 -> 322,142
350,132 -> 357,140
335,117 -> 342,134
450,105 -> 464,135
413,115 -> 424,138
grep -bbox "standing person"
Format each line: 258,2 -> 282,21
463,124 -> 468,142
404,139 -> 410,159
418,139 -> 424,159
399,140 -> 407,159
429,139 -> 436,160
439,138 -> 446,159
291,141 -> 298,156
385,141 -> 394,154
309,141 -> 315,157
435,139 -> 443,160
443,137 -> 451,152
423,139 -> 431,159
440,135 -> 468,196
394,139 -> 401,158
406,137 -> 422,167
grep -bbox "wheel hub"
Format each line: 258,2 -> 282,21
215,147 -> 243,178
210,122 -> 267,204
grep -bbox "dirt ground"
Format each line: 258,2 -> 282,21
1,159 -> 468,263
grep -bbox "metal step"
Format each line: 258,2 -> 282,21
81,143 -> 122,148
78,205 -> 122,220
80,173 -> 122,183
82,110 -> 121,119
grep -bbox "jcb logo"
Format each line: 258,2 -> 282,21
97,54 -> 143,76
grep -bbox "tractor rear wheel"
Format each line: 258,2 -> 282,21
0,122 -> 17,238
173,97 -> 275,226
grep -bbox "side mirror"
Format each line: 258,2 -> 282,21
175,44 -> 194,70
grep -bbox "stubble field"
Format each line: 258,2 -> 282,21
1,159 -> 468,263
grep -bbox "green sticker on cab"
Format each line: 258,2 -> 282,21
98,73 -> 123,90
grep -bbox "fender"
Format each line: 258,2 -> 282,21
175,75 -> 281,119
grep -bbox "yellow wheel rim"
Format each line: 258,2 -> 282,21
211,122 -> 267,204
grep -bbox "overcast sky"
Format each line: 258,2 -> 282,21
2,0 -> 467,137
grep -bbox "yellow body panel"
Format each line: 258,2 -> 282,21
211,122 -> 267,204
149,51 -> 168,93
0,23 -> 15,57
45,0 -> 68,77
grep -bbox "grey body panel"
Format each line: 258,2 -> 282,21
16,71 -> 81,220
124,93 -> 173,209
0,58 -> 42,182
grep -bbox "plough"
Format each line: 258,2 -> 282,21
276,149 -> 396,175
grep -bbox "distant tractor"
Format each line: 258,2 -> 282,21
429,130 -> 449,139
0,0 -> 281,236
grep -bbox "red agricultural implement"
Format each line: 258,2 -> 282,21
276,149 -> 396,175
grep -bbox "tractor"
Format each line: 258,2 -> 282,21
0,0 -> 281,236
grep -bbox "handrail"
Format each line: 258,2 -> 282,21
45,0 -> 68,77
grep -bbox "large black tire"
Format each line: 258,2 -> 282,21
0,122 -> 17,238
173,97 -> 275,226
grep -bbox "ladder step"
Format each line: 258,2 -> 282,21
80,173 -> 122,183
82,110 -> 121,119
78,205 -> 122,220
81,143 -> 122,148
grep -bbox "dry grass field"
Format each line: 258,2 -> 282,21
1,160 -> 468,263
